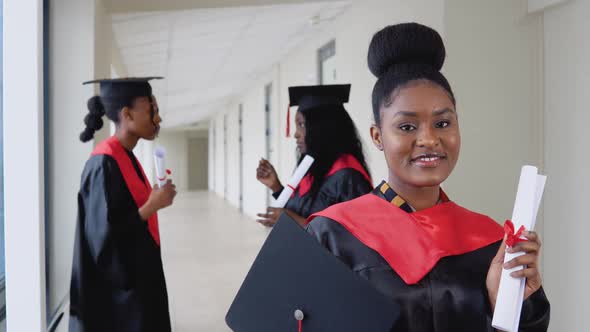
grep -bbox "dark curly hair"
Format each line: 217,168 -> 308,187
368,22 -> 456,127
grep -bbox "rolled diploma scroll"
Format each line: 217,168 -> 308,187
270,155 -> 315,208
492,165 -> 547,332
154,146 -> 168,188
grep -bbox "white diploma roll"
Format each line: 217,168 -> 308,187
492,165 -> 547,332
154,146 -> 168,188
270,155 -> 315,208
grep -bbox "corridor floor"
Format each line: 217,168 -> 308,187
159,191 -> 268,331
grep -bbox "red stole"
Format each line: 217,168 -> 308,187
297,154 -> 372,197
92,136 -> 161,246
309,194 -> 503,284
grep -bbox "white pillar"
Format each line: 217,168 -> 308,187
3,0 -> 47,330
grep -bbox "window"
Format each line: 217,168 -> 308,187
0,0 -> 6,325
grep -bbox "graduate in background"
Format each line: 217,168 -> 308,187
306,23 -> 550,331
256,84 -> 372,227
69,77 -> 177,332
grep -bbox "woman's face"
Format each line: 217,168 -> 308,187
371,81 -> 460,189
294,111 -> 307,154
127,95 -> 161,140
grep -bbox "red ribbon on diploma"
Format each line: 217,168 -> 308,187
504,220 -> 527,247
158,169 -> 172,182
287,184 -> 297,199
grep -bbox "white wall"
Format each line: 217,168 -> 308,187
157,130 -> 189,191
208,119 -> 216,191
225,107 -> 241,208
47,0 -> 99,328
239,72 -> 273,218
528,0 -> 569,13
543,0 -> 589,330
133,139 -> 155,183
443,0 -> 544,223
213,114 -> 226,196
187,134 -> 209,190
91,0 -> 115,145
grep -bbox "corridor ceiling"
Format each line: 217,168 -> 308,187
110,0 -> 351,127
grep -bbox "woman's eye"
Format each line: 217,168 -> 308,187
435,120 -> 450,128
399,124 -> 416,131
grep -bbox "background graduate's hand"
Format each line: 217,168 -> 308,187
256,207 -> 283,227
256,159 -> 281,192
256,208 -> 307,228
151,179 -> 177,209
140,180 -> 177,219
486,231 -> 543,311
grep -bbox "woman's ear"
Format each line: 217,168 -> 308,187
120,106 -> 132,122
370,124 -> 384,151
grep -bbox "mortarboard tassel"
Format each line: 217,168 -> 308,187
294,309 -> 304,332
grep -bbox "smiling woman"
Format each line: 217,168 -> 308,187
306,22 -> 550,332
374,82 -> 460,198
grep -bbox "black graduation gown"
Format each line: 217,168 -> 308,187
69,150 -> 171,332
274,168 -> 372,219
306,187 -> 550,332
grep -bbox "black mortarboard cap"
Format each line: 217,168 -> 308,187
288,84 -> 350,112
82,77 -> 163,99
226,213 -> 400,332
285,84 -> 351,137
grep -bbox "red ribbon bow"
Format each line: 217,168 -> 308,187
504,219 -> 527,247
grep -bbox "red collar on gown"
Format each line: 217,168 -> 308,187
91,136 -> 161,246
297,154 -> 372,197
308,192 -> 503,284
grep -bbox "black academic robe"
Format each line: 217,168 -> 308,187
69,146 -> 171,332
273,155 -> 373,219
306,185 -> 550,332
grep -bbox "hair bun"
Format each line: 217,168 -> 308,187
87,95 -> 105,116
80,96 -> 106,142
367,22 -> 446,78
79,126 -> 95,143
83,112 -> 104,129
